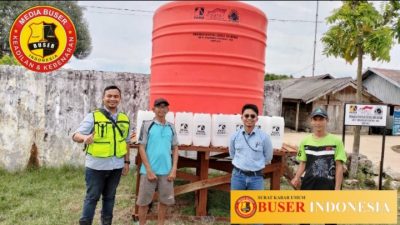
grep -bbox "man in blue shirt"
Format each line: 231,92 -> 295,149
136,98 -> 179,225
229,104 -> 273,190
73,85 -> 132,225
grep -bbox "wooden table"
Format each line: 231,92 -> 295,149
130,144 -> 297,221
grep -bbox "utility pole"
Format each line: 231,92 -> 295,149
312,1 -> 319,77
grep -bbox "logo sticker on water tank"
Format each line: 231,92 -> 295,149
228,9 -> 240,23
196,125 -> 206,136
206,8 -> 227,21
194,7 -> 204,19
271,126 -> 280,137
179,123 -> 189,135
217,124 -> 227,136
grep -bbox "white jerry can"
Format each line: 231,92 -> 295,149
175,112 -> 193,145
270,116 -> 285,149
211,114 -> 232,147
136,110 -> 155,141
192,113 -> 211,147
231,114 -> 243,132
257,116 -> 273,136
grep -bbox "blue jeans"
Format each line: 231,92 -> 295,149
80,167 -> 122,224
231,167 -> 264,190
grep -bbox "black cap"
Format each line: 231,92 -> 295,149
310,107 -> 328,118
154,98 -> 169,107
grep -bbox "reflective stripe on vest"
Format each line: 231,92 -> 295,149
86,110 -> 130,158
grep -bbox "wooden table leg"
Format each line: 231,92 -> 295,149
196,151 -> 209,216
270,160 -> 282,190
133,156 -> 142,219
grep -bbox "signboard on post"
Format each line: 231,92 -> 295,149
342,103 -> 388,190
344,104 -> 387,127
393,108 -> 400,136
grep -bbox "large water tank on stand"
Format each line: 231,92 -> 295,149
150,1 -> 268,114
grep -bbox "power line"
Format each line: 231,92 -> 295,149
291,57 -> 328,76
269,18 -> 323,23
81,5 -> 324,23
86,10 -> 149,16
82,5 -> 153,14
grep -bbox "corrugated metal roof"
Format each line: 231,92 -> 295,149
365,67 -> 400,87
282,76 -> 354,103
265,74 -> 383,103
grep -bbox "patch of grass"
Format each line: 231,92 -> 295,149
0,167 -> 398,225
0,165 -> 136,225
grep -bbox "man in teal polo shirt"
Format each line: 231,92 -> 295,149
136,98 -> 179,225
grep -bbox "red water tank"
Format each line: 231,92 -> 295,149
150,1 -> 267,114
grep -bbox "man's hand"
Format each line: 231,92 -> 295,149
122,163 -> 129,176
167,168 -> 176,182
146,170 -> 157,182
291,177 -> 301,189
130,132 -> 137,143
83,131 -> 95,144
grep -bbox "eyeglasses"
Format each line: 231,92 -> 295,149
243,114 -> 256,119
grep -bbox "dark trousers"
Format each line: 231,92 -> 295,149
79,167 -> 122,224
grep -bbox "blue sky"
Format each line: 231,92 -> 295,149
64,1 -> 400,78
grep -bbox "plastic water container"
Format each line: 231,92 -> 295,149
166,111 -> 175,124
136,110 -> 155,140
231,114 -> 243,132
270,116 -> 285,149
256,116 -> 272,136
211,114 -> 232,147
175,112 -> 193,145
192,113 -> 211,147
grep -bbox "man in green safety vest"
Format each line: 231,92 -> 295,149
73,85 -> 132,225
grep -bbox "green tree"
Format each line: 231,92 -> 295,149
264,73 -> 293,81
321,1 -> 400,178
0,55 -> 19,65
0,1 -> 92,59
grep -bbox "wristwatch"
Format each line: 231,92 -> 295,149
124,160 -> 130,165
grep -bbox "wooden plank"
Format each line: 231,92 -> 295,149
177,156 -> 198,168
174,174 -> 232,196
262,162 -> 282,174
176,171 -> 199,182
210,183 -> 231,192
209,160 -> 233,173
130,144 -> 228,153
209,152 -> 230,159
132,214 -> 230,222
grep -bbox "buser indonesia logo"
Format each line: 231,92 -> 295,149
234,196 -> 257,218
9,6 -> 77,72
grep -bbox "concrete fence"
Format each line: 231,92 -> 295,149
0,65 -> 149,171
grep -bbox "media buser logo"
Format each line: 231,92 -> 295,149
234,196 -> 257,218
9,6 -> 77,72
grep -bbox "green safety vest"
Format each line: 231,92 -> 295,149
86,110 -> 130,158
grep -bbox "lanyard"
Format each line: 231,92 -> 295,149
242,132 -> 258,152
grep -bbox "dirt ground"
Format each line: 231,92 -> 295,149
283,129 -> 400,171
